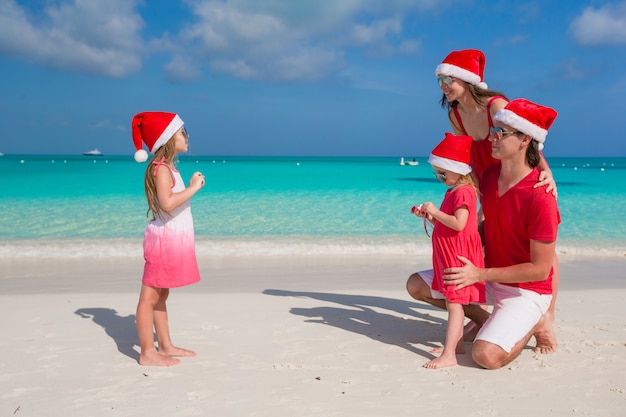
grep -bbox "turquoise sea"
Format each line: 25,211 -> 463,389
1,154 -> 624,258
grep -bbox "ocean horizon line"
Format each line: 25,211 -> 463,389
2,153 -> 626,160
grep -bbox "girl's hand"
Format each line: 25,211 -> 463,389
411,204 -> 425,218
190,172 -> 205,190
534,169 -> 557,198
412,202 -> 436,224
420,202 -> 437,216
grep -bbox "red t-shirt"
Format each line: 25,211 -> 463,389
480,164 -> 560,294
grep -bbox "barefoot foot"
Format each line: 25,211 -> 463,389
160,345 -> 197,358
533,312 -> 558,354
139,350 -> 180,366
423,355 -> 457,369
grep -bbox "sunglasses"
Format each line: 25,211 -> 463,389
489,127 -> 519,141
433,170 -> 447,182
437,76 -> 455,87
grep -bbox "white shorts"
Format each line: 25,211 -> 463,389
417,269 -> 445,300
475,282 -> 552,353
418,269 -> 483,304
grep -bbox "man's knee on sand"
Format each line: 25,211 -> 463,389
471,341 -> 508,370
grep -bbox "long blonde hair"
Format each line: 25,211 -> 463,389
144,138 -> 178,221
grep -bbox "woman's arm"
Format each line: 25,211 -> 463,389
534,154 -> 557,197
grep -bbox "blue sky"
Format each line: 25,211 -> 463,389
1,0 -> 625,157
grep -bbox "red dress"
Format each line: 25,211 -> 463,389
431,185 -> 485,304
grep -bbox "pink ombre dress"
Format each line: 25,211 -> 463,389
142,162 -> 200,288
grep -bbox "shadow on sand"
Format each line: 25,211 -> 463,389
74,308 -> 139,363
263,289 -> 458,361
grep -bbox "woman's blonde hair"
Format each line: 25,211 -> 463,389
144,138 -> 178,221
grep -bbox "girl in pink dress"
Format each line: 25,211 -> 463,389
131,111 -> 206,366
412,133 -> 485,369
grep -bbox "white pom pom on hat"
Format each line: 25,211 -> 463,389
131,112 -> 184,163
435,49 -> 488,90
494,98 -> 558,151
428,132 -> 473,176
134,149 -> 149,163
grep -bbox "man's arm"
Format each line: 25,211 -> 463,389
442,239 -> 555,290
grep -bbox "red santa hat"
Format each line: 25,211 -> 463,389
435,49 -> 488,90
131,111 -> 184,162
494,98 -> 557,151
428,132 -> 473,175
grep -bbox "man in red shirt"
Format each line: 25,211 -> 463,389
443,98 -> 559,369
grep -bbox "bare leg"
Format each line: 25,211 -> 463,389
136,285 -> 180,366
472,309 -> 553,369
153,288 -> 197,358
462,319 -> 480,342
406,273 -> 489,348
424,302 -> 464,369
406,272 -> 446,310
533,254 -> 559,354
472,330 -> 533,370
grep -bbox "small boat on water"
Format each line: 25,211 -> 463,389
83,148 -> 103,156
400,157 -> 418,166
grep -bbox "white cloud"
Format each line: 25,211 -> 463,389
350,18 -> 402,45
555,58 -> 593,81
177,0 -> 428,81
164,54 -> 203,82
210,58 -> 257,79
0,0 -> 434,82
0,0 -> 144,77
569,1 -> 626,45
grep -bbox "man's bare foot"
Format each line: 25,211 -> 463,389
423,355 -> 457,369
139,349 -> 180,366
533,312 -> 558,354
159,345 -> 197,358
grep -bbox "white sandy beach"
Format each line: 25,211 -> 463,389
1,254 -> 625,416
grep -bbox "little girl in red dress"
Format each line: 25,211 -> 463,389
412,132 -> 485,369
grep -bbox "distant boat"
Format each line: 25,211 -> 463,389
83,148 -> 103,156
400,157 -> 418,166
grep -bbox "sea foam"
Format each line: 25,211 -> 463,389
0,237 -> 623,259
